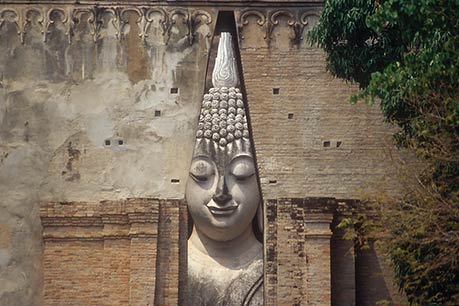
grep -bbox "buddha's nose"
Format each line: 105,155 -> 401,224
212,175 -> 232,205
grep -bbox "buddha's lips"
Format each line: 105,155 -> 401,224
206,202 -> 238,216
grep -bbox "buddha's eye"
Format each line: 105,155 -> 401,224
230,157 -> 255,180
190,159 -> 214,182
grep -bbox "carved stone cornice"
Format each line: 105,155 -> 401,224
237,8 -> 320,46
0,5 -> 213,45
238,9 -> 265,41
0,5 -> 320,46
0,1 -> 324,6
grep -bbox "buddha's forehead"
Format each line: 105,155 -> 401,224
192,138 -> 253,172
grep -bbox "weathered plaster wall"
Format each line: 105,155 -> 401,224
0,6 -> 215,305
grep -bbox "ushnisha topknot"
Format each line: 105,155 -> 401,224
196,32 -> 250,147
196,86 -> 249,146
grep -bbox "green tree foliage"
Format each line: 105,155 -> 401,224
309,0 -> 459,304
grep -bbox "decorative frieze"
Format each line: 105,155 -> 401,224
0,5 -> 319,47
237,8 -> 320,46
0,6 -> 212,45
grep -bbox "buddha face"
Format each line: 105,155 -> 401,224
186,140 -> 260,242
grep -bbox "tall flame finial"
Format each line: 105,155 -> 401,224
196,32 -> 248,147
212,32 -> 239,88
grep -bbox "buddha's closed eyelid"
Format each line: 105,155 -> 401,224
190,173 -> 212,182
230,159 -> 255,179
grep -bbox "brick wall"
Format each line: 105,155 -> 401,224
237,8 -> 407,305
43,241 -> 105,306
239,11 -> 401,201
40,198 -> 185,306
154,200 -> 186,306
264,198 -> 336,305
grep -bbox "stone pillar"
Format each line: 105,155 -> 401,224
266,198 -> 337,305
303,199 -> 336,306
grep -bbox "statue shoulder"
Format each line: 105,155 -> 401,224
222,256 -> 264,306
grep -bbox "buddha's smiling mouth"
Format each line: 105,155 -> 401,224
206,202 -> 238,216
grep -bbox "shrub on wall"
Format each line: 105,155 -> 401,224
309,0 -> 459,304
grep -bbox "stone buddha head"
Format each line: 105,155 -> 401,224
186,32 -> 262,243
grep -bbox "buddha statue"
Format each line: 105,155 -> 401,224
186,32 -> 263,306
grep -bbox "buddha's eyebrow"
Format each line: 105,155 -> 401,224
193,155 -> 211,160
230,154 -> 253,163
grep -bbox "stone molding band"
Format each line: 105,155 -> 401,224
237,8 -> 320,45
0,6 -> 213,44
0,5 -> 319,46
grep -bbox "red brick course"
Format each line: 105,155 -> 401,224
41,199 -> 185,306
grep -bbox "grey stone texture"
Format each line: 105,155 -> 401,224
186,32 -> 263,305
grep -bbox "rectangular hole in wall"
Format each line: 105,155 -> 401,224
272,88 -> 280,95
269,180 -> 277,184
104,139 -> 111,146
118,139 -> 124,145
170,88 -> 179,94
336,141 -> 342,148
323,141 -> 331,148
155,110 -> 161,117
288,113 -> 294,119
171,179 -> 180,184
